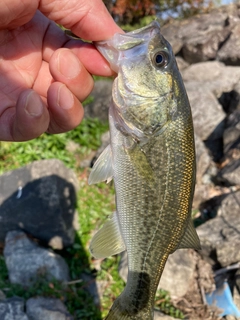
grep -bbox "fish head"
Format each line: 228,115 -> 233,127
95,21 -> 187,138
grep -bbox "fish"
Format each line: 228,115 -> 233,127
88,21 -> 201,320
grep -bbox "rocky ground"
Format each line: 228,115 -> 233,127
1,2 -> 240,319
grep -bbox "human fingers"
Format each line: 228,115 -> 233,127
49,48 -> 94,101
0,90 -> 49,141
47,82 -> 84,134
39,0 -> 123,41
0,0 -> 38,28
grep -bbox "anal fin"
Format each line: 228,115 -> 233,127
89,212 -> 126,259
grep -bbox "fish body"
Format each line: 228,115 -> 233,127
89,21 -> 200,320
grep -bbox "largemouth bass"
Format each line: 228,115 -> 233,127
88,21 -> 200,320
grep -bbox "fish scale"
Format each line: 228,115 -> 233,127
88,21 -> 200,319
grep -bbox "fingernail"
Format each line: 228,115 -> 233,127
58,85 -> 74,110
58,50 -> 81,79
25,91 -> 43,116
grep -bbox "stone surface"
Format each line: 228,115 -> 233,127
218,159 -> 240,186
4,231 -> 70,286
185,84 -> 225,141
217,24 -> 240,65
158,249 -> 196,298
26,297 -> 73,320
84,80 -> 112,122
81,272 -> 102,307
195,134 -> 212,184
182,61 -> 240,99
162,3 -> 240,65
0,159 -> 79,249
0,297 -> 29,320
224,110 -> 240,153
197,190 -> 240,266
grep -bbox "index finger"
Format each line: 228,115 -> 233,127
39,0 -> 123,41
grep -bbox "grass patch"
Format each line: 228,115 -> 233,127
0,117 -> 108,174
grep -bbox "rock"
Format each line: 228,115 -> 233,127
81,272 -> 103,306
197,190 -> 240,266
185,84 -> 225,141
218,159 -> 240,186
0,159 -> 79,249
161,20 -> 183,54
0,290 -> 6,300
84,80 -> 112,122
182,61 -> 240,99
26,297 -> 73,320
182,27 -> 230,64
195,134 -> 212,184
223,110 -> 240,154
175,56 -> 189,71
0,297 -> 29,320
158,249 -> 196,298
216,240 -> 240,267
217,24 -> 240,65
162,3 -> 240,65
4,231 -> 70,286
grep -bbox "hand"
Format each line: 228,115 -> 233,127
0,0 -> 122,141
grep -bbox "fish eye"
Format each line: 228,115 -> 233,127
152,51 -> 169,68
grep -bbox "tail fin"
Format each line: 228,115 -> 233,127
105,297 -> 153,320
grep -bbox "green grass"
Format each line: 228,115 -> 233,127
0,117 -> 108,175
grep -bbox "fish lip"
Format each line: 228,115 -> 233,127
94,20 -> 161,73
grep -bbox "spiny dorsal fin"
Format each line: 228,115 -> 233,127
89,212 -> 126,259
88,144 -> 113,185
177,218 -> 201,250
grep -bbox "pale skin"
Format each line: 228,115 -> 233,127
0,0 -> 122,141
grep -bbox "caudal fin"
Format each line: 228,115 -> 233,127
105,297 -> 153,320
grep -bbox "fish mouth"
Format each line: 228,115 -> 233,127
94,21 -> 161,73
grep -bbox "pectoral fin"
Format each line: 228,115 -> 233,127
88,144 -> 113,185
89,212 -> 126,259
177,218 -> 201,250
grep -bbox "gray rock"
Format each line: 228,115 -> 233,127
84,80 -> 112,122
217,24 -> 240,65
175,56 -> 189,71
223,110 -> 240,154
4,231 -> 70,286
182,61 -> 240,99
158,249 -> 196,298
161,21 -> 183,54
0,297 -> 28,320
216,240 -> 240,267
80,273 -> 101,306
0,290 -> 6,300
197,190 -> 240,266
182,27 -> 230,64
26,297 -> 73,320
0,159 -> 79,249
218,159 -> 240,186
195,134 -> 212,184
162,3 -> 240,65
185,84 -> 225,141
